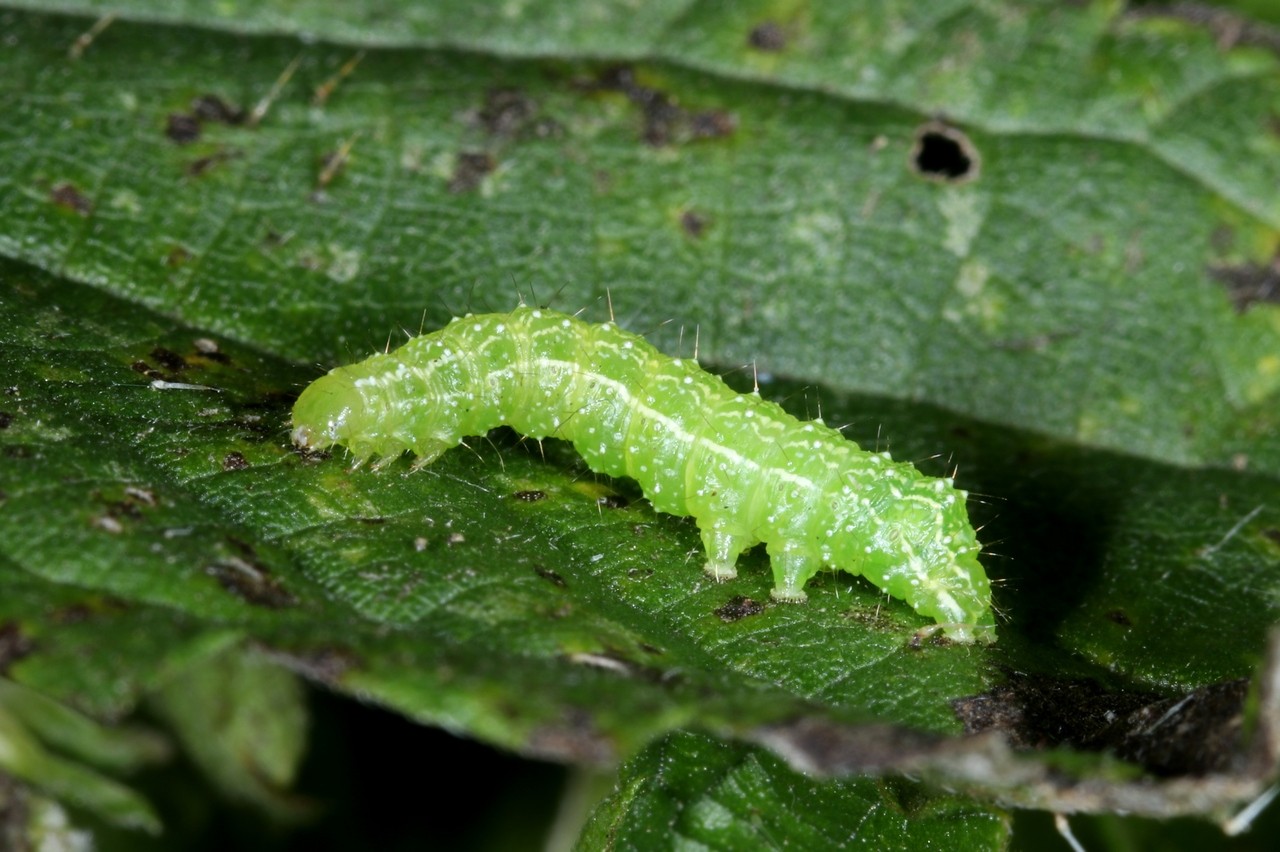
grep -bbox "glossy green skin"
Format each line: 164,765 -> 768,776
292,307 -> 996,642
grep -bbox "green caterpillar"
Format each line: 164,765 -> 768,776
291,307 -> 996,643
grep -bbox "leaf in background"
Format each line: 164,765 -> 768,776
576,731 -> 1009,851
148,644 -> 311,820
0,681 -> 164,833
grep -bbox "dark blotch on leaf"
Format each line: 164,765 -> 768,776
597,493 -> 629,509
1210,260 -> 1280,313
0,412 -> 12,429
716,595 -> 765,622
911,123 -> 980,183
1116,679 -> 1251,776
226,537 -> 257,557
954,672 -> 1251,777
477,88 -> 537,137
165,113 -> 201,144
688,109 -> 737,139
535,565 -> 567,587
0,621 -> 34,673
589,66 -> 732,147
679,210 -> 708,239
149,347 -> 187,372
165,246 -> 193,267
1264,528 -> 1280,546
222,451 -> 249,471
747,21 -> 787,51
50,183 -> 92,216
513,490 -> 547,502
449,152 -> 497,194
191,94 -> 246,125
1107,609 -> 1133,626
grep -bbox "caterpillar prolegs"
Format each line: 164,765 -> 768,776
291,307 -> 996,643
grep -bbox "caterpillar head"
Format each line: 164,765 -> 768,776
878,476 -> 994,643
836,468 -> 995,643
291,368 -> 385,461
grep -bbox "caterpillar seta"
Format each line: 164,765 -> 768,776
291,307 -> 996,643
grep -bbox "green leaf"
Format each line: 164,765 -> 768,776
577,731 -> 1008,851
2,1 -> 1279,847
0,679 -> 168,773
0,682 -> 164,833
148,644 -> 311,819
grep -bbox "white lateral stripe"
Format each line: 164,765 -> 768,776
537,357 -> 819,493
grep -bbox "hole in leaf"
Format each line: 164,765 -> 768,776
911,123 -> 980,183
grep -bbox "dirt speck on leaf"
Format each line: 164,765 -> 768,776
716,595 -> 765,622
688,109 -> 737,140
534,565 -> 567,587
165,246 -> 193,268
449,151 -> 497,193
165,113 -> 201,144
50,183 -> 92,216
222,452 -> 249,471
747,21 -> 788,51
1107,609 -> 1134,626
680,210 -> 709,239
